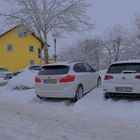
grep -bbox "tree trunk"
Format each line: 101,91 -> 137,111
44,44 -> 49,64
44,33 -> 49,64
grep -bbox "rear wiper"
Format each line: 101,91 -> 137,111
122,70 -> 136,74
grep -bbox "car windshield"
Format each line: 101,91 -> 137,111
107,63 -> 140,74
0,68 -> 8,72
39,65 -> 70,75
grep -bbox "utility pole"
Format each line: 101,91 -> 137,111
54,38 -> 57,62
52,32 -> 58,63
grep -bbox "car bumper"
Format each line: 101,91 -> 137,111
104,92 -> 140,98
103,83 -> 140,95
0,78 -> 8,84
35,84 -> 77,98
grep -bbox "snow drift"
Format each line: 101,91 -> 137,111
7,68 -> 38,90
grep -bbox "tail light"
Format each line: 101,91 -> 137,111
59,75 -> 76,83
104,75 -> 113,80
135,75 -> 140,79
35,76 -> 41,83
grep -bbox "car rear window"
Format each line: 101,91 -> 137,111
107,63 -> 140,74
29,66 -> 40,71
39,65 -> 70,75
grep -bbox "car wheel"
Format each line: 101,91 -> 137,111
74,85 -> 84,102
97,77 -> 101,87
37,95 -> 44,100
104,93 -> 110,99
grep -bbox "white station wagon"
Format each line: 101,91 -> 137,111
35,61 -> 100,101
103,60 -> 140,99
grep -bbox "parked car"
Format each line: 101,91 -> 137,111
27,65 -> 41,71
103,60 -> 140,99
35,61 -> 101,101
14,65 -> 41,75
7,65 -> 41,90
0,67 -> 13,83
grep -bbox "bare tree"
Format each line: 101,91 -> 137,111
130,13 -> 140,59
0,0 -> 93,63
102,25 -> 128,64
59,37 -> 102,70
134,13 -> 140,37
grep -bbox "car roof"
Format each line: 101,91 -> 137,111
112,60 -> 140,65
43,61 -> 82,67
18,65 -> 40,72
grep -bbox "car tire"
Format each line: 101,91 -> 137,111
104,93 -> 110,99
97,77 -> 101,87
74,85 -> 84,102
37,95 -> 44,100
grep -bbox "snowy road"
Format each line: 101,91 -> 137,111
0,87 -> 140,140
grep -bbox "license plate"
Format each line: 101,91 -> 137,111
116,87 -> 133,92
44,79 -> 57,84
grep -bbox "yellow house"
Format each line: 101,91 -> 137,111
0,25 -> 44,73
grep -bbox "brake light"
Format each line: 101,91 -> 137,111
35,76 -> 41,83
104,75 -> 113,80
135,75 -> 140,79
59,75 -> 76,83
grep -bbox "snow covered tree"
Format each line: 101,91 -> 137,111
130,13 -> 140,59
59,37 -> 102,70
0,0 -> 93,63
102,25 -> 128,64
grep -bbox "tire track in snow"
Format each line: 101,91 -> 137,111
0,100 -> 140,140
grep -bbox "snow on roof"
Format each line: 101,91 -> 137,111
43,61 -> 81,66
46,61 -> 71,66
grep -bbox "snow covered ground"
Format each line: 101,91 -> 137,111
1,69 -> 140,140
1,86 -> 140,140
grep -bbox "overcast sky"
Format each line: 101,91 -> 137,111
54,0 -> 140,55
1,0 -> 140,55
90,0 -> 140,33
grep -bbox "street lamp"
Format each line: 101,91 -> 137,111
54,38 -> 57,62
52,33 -> 58,62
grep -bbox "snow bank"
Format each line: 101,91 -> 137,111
7,69 -> 38,90
0,86 -> 140,140
74,87 -> 140,120
99,69 -> 107,85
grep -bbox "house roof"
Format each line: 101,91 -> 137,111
0,25 -> 44,48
